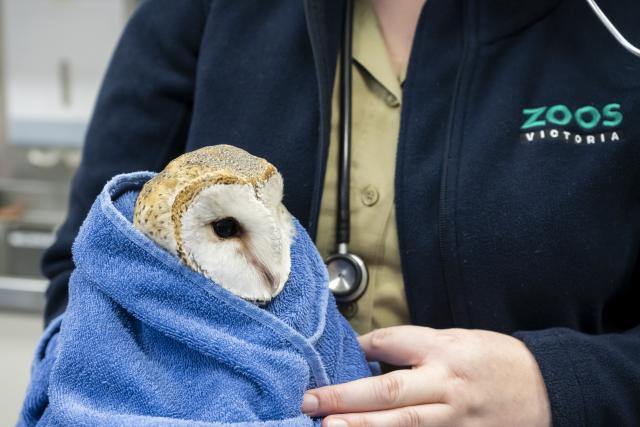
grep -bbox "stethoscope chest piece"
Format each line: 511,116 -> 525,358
326,247 -> 368,304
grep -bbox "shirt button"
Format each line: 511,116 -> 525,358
340,302 -> 358,319
361,186 -> 379,206
385,93 -> 400,108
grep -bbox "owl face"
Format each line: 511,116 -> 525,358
134,145 -> 295,304
176,173 -> 294,302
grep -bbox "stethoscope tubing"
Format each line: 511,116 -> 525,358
337,0 -> 354,246
586,0 -> 640,58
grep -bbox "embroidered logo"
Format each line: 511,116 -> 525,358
520,103 -> 623,144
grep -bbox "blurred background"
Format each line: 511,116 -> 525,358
0,1 -> 138,424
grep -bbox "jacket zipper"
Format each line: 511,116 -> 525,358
438,0 -> 477,327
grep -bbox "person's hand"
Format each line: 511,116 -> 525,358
302,326 -> 551,427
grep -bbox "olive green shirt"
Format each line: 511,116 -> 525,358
316,0 -> 411,335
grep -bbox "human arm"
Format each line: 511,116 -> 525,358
42,0 -> 211,324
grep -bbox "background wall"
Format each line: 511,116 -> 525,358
5,0 -> 131,146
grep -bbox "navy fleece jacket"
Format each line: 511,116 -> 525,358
42,0 -> 640,425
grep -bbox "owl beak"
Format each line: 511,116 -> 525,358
243,249 -> 280,295
259,264 -> 279,294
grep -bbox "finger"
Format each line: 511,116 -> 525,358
321,403 -> 455,427
302,367 -> 446,417
358,326 -> 433,366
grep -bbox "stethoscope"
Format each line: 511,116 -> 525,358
325,0 -> 368,304
326,0 -> 640,304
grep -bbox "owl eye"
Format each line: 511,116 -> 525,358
212,217 -> 240,239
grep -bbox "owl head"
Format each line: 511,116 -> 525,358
133,145 -> 295,303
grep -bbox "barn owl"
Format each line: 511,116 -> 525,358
133,145 -> 295,303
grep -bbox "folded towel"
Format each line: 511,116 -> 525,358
18,172 -> 374,426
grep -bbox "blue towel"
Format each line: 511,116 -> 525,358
18,172 -> 374,426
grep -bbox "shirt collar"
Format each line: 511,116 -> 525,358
352,0 -> 403,103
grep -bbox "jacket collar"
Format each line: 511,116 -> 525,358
478,0 -> 562,43
302,0 -> 563,85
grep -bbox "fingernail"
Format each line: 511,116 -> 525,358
301,393 -> 319,414
327,419 -> 348,427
